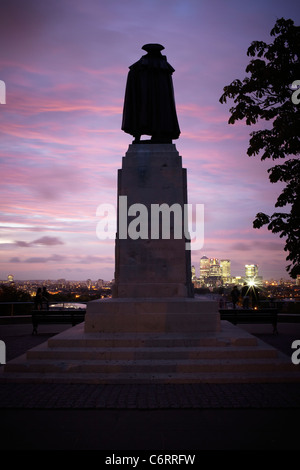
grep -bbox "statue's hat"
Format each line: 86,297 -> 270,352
142,44 -> 164,53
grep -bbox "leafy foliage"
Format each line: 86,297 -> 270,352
219,18 -> 300,278
0,284 -> 31,302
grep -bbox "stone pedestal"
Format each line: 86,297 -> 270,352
84,143 -> 220,334
114,143 -> 193,298
84,297 -> 220,333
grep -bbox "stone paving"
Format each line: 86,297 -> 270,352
1,381 -> 300,409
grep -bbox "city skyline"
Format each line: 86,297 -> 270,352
1,1 -> 299,281
2,257 -> 295,284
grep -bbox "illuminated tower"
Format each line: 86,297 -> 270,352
199,256 -> 210,279
209,258 -> 221,277
220,259 -> 231,279
191,265 -> 196,281
245,264 -> 258,279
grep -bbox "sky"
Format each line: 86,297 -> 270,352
0,0 -> 299,282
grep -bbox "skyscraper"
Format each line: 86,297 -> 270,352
220,259 -> 231,279
209,258 -> 221,277
199,256 -> 210,279
191,265 -> 196,281
245,264 -> 258,279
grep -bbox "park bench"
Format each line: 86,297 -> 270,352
219,308 -> 279,334
31,309 -> 86,335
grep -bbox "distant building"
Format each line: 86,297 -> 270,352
198,256 -> 231,287
199,256 -> 210,279
57,278 -> 67,288
191,265 -> 196,281
7,274 -> 14,283
209,258 -> 221,277
231,276 -> 244,287
220,259 -> 231,279
245,264 -> 258,279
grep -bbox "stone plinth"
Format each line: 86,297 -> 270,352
113,143 -> 193,299
84,297 -> 220,333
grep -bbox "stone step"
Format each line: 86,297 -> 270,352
47,323 -> 259,348
4,355 -> 295,375
48,335 -> 257,348
1,369 -> 300,384
26,344 -> 278,361
2,321 -> 299,384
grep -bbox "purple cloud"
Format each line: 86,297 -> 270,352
24,254 -> 66,263
32,237 -> 64,246
15,236 -> 64,247
15,241 -> 31,247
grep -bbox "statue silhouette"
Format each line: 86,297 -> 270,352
121,44 -> 180,143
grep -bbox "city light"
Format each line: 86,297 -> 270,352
246,277 -> 263,289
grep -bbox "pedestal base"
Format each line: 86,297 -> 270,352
2,320 -> 300,384
2,298 -> 300,384
84,297 -> 220,333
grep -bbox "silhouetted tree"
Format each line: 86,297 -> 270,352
0,284 -> 32,315
0,284 -> 31,302
220,18 -> 300,278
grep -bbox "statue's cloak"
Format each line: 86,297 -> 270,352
121,45 -> 180,141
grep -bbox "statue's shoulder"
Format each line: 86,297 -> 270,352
129,55 -> 174,73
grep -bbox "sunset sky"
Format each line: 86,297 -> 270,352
0,0 -> 299,282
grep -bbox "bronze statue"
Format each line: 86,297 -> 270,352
121,44 -> 180,143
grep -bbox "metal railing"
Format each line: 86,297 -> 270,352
0,302 -> 34,316
0,301 -> 87,316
